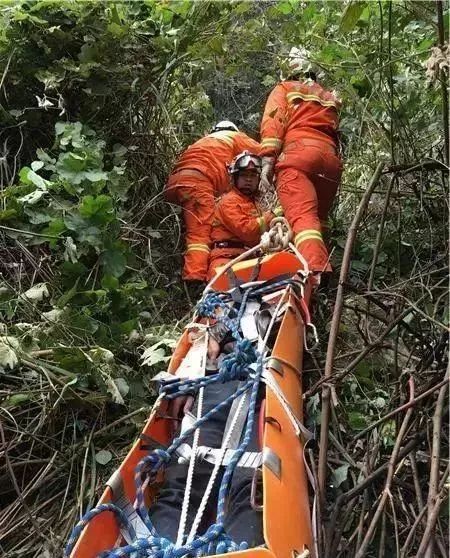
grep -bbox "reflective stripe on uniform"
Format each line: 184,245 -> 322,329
286,91 -> 338,109
295,229 -> 324,245
208,130 -> 236,146
186,243 -> 211,254
257,216 -> 266,233
261,137 -> 282,149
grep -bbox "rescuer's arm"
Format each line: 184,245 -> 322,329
259,83 -> 288,158
233,133 -> 261,156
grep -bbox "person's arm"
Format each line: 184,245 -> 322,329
233,133 -> 261,156
217,196 -> 273,245
259,83 -> 288,157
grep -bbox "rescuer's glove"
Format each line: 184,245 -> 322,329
259,157 -> 275,194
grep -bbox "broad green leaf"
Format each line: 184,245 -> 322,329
340,1 -> 367,33
79,195 -> 114,224
84,170 -> 108,182
42,308 -> 64,322
18,189 -> 47,205
31,160 -> 44,172
26,209 -> 53,224
114,377 -> 130,397
332,464 -> 350,488
276,1 -> 293,15
95,449 -> 113,465
0,336 -> 20,369
22,283 -> 50,301
141,346 -> 167,367
19,166 -> 33,185
100,249 -> 127,277
348,411 -> 368,430
41,218 -> 66,242
27,169 -> 48,189
101,275 -> 120,290
36,148 -> 56,164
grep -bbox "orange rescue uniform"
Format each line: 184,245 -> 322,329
207,188 -> 273,280
260,80 -> 343,271
165,131 -> 260,281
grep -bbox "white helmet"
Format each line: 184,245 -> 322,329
284,47 -> 322,79
212,120 -> 239,133
229,151 -> 262,176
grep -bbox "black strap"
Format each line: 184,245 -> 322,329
213,240 -> 246,249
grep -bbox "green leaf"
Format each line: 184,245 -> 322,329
340,1 -> 367,33
119,318 -> 138,335
348,411 -> 368,430
57,277 -> 80,308
31,160 -> 44,172
101,275 -> 120,290
0,336 -> 20,369
3,393 -> 32,408
18,189 -> 47,205
95,449 -> 113,465
36,148 -> 56,165
84,170 -> 108,182
27,169 -> 48,189
79,195 -> 114,225
332,464 -> 350,488
0,209 -> 17,222
19,167 -> 33,185
41,218 -> 66,244
276,1 -> 293,15
22,283 -> 50,301
141,346 -> 168,367
100,249 -> 127,277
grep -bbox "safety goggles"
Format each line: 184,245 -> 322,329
232,154 -> 262,173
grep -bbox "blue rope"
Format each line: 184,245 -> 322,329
65,289 -> 264,557
64,504 -> 135,557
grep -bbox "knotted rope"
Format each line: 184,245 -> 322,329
260,217 -> 293,253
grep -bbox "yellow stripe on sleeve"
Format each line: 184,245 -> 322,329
295,230 -> 324,245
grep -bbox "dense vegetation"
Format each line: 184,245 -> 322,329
0,1 -> 448,557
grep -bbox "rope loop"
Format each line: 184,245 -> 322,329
260,217 -> 293,253
196,293 -> 226,318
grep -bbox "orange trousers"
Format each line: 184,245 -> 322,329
276,137 -> 342,271
165,171 -> 214,281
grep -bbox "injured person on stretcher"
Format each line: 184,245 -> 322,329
149,287 -> 285,549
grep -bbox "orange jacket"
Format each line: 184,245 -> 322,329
260,80 -> 341,157
172,131 -> 260,196
211,188 -> 273,247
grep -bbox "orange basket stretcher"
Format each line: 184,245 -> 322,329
67,251 -> 317,558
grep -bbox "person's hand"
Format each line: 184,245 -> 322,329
259,157 -> 275,193
168,394 -> 194,420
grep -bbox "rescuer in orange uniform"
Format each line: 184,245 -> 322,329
207,151 -> 275,280
259,47 -> 343,271
164,121 -> 260,282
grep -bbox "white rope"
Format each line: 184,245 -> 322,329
176,385 -> 204,546
186,392 -> 249,543
288,241 -> 310,275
